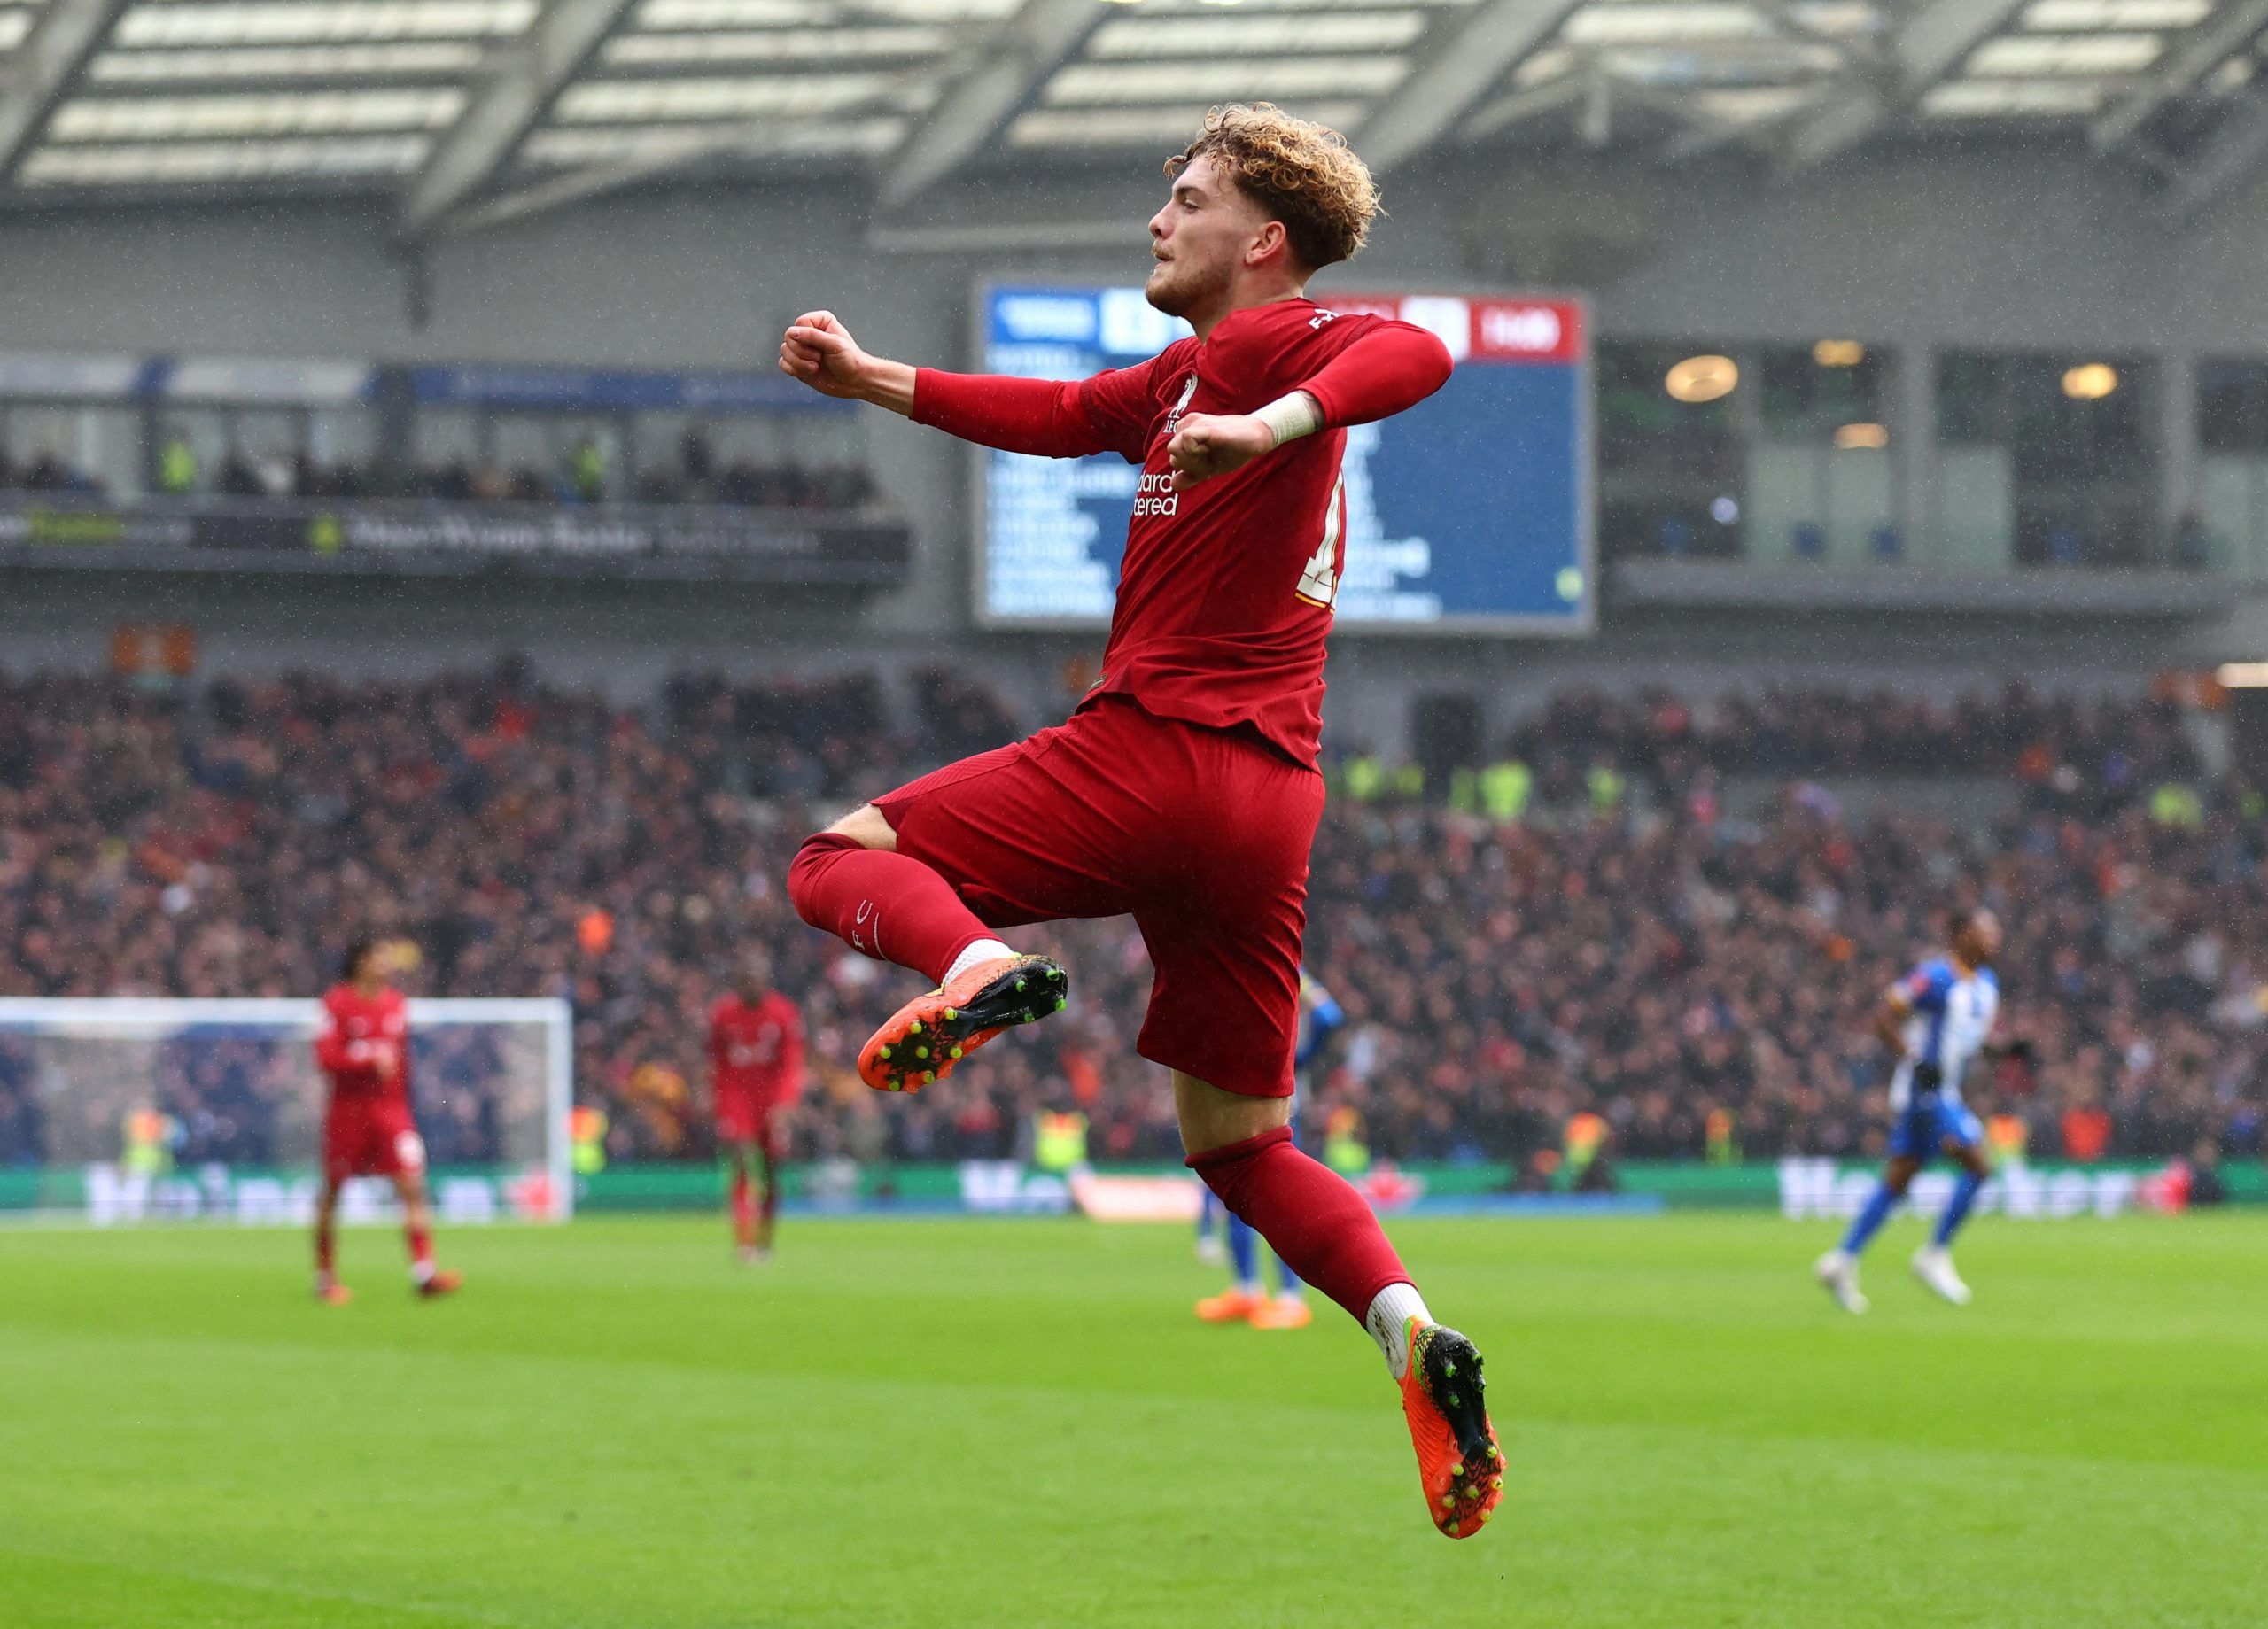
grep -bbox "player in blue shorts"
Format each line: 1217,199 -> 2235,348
1816,909 -> 2029,1312
1197,972 -> 1343,1329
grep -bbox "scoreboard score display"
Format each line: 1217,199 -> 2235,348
974,283 -> 1592,634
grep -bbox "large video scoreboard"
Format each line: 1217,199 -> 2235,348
974,283 -> 1591,634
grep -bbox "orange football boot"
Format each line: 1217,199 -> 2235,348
858,954 -> 1068,1094
1399,1319 -> 1505,1540
1247,1295 -> 1314,1330
1194,1287 -> 1265,1323
315,1282 -> 353,1307
416,1268 -> 463,1299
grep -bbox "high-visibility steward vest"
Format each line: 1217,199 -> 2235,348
1034,1110 -> 1089,1173
1481,761 -> 1532,822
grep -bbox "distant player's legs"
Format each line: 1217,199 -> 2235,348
1815,1152 -> 1918,1314
312,1175 -> 347,1304
390,1167 -> 461,1298
725,1140 -> 760,1256
1843,1154 -> 1922,1258
1194,1189 -> 1226,1263
1193,1202 -> 1267,1323
1914,1135 -> 1989,1306
755,1115 -> 787,1255
758,1149 -> 781,1251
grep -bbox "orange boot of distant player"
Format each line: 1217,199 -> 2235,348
1194,1286 -> 1264,1323
313,1214 -> 351,1304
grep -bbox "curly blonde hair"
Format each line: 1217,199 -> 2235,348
1165,103 -> 1381,272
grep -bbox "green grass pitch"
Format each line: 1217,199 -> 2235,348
1,1211 -> 2262,1627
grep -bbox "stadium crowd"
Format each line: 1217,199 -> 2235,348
0,666 -> 2257,1178
0,428 -> 881,511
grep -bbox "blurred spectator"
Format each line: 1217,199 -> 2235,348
0,433 -> 880,512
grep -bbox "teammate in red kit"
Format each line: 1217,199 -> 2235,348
780,103 -> 1503,1538
311,940 -> 461,1304
709,949 -> 804,1262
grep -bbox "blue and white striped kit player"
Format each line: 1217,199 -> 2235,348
1885,958 -> 1998,1162
1817,909 -> 2009,1314
1195,972 -> 1343,1327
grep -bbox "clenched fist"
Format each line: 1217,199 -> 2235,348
1165,412 -> 1276,491
778,310 -> 871,400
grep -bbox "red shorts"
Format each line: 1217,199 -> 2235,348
875,697 -> 1324,1098
322,1097 -> 425,1184
716,1096 -> 788,1161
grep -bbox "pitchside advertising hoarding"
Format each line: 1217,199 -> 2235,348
2,1157 -> 2242,1222
974,283 -> 1594,633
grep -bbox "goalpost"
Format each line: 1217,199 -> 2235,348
0,997 -> 573,1224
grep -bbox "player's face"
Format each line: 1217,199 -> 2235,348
1146,154 -> 1272,318
1958,911 -> 2003,967
739,957 -> 773,1000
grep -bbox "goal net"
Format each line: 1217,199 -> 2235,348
0,997 -> 572,1224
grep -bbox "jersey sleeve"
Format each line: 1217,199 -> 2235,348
1899,960 -> 1954,1012
315,1007 -> 353,1084
1074,348 -> 1182,462
1292,319 -> 1454,429
912,352 -> 1172,462
313,996 -> 357,1076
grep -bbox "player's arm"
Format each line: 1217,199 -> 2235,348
1167,322 -> 1453,490
313,1005 -> 363,1077
778,309 -> 1121,458
1875,963 -> 1949,1087
780,1010 -> 806,1099
1868,987 -> 1913,1056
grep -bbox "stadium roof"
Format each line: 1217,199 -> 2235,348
1,0 -> 2266,230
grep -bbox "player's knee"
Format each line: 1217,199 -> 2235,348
1173,1071 -> 1292,1158
827,803 -> 896,850
788,830 -> 862,924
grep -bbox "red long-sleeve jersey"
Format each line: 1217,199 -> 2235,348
709,992 -> 805,1109
315,984 -> 410,1105
913,298 -> 1452,768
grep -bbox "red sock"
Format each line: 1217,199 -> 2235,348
788,833 -> 991,984
730,1169 -> 755,1245
406,1224 -> 434,1276
1188,1127 -> 1410,1323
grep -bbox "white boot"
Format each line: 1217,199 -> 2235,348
1911,1245 -> 1972,1306
1814,1249 -> 1869,1314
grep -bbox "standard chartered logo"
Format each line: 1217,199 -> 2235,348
1131,471 -> 1179,519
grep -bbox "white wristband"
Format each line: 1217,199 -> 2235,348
1253,390 -> 1323,448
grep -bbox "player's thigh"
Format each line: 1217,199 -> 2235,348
715,1096 -> 757,1148
1939,1104 -> 1987,1167
1888,1105 -> 1937,1165
1139,894 -> 1306,1100
370,1106 -> 427,1180
874,724 -> 1138,925
1132,728 -> 1323,1101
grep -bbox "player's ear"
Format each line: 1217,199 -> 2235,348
1246,218 -> 1288,269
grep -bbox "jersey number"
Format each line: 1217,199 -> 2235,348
1294,473 -> 1345,609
